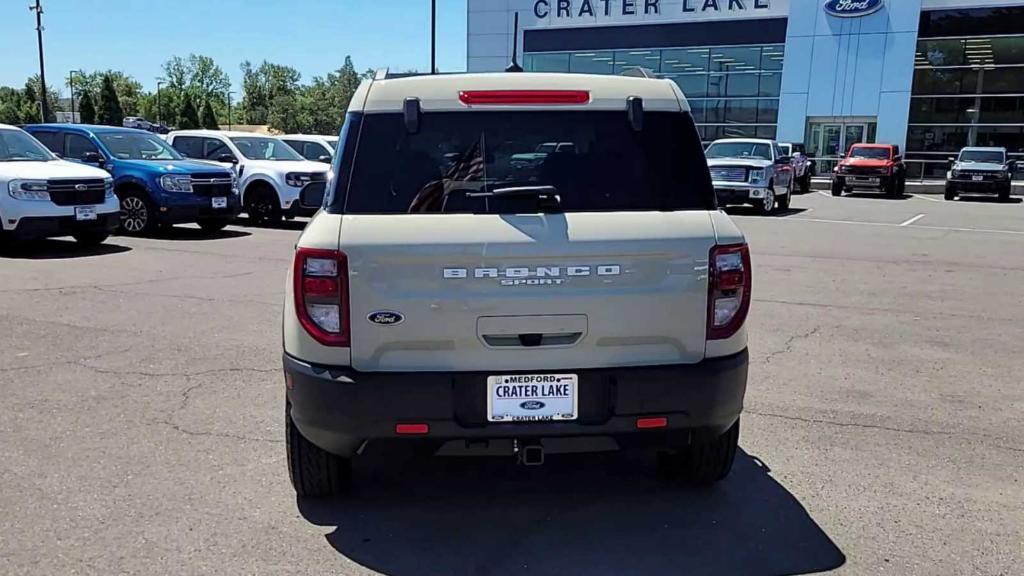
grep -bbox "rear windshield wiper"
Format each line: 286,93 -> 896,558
465,185 -> 562,212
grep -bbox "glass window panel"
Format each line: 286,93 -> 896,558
975,126 -> 1024,152
614,50 -> 662,75
706,125 -> 758,140
704,99 -> 726,123
569,51 -> 615,74
907,126 -> 970,153
757,126 -> 778,140
917,39 -> 966,67
724,99 -> 758,124
979,96 -> 1024,123
987,36 -> 1024,66
912,68 -> 980,95
757,99 -> 779,124
761,45 -> 785,71
662,48 -> 710,73
527,53 -> 570,73
708,46 -> 762,73
759,73 -> 782,97
687,99 -> 706,124
909,97 -> 977,124
708,73 -> 759,97
670,74 -> 708,98
978,66 -> 1024,94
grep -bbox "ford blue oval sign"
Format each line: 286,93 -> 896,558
824,0 -> 883,18
520,400 -> 546,411
367,311 -> 404,326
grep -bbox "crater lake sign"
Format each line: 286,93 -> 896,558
533,0 -> 777,22
823,0 -> 883,18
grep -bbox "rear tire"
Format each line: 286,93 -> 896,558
669,419 -> 741,485
286,402 -> 351,498
72,231 -> 109,246
198,218 -> 230,232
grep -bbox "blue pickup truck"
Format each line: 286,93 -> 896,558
24,124 -> 239,234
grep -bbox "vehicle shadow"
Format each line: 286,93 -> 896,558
237,217 -> 309,231
954,195 -> 1023,204
842,192 -> 911,201
299,449 -> 846,576
148,226 -> 252,241
724,207 -> 809,218
0,239 -> 132,260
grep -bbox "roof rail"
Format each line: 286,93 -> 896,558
619,67 -> 658,79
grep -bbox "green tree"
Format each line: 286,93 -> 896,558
296,56 -> 365,134
24,74 -> 62,122
78,91 -> 97,124
162,54 -> 230,124
200,100 -> 219,129
0,87 -> 32,124
70,71 -> 143,116
96,74 -> 124,126
240,60 -> 301,125
177,92 -> 200,129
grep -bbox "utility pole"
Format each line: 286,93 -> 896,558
30,0 -> 50,122
227,91 -> 234,131
156,80 -> 165,124
431,0 -> 437,74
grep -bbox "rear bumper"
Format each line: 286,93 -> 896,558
3,212 -> 120,240
284,350 -> 749,457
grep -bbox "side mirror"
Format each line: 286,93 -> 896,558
299,183 -> 326,210
317,155 -> 332,163
893,155 -> 902,162
81,151 -> 104,165
216,153 -> 238,164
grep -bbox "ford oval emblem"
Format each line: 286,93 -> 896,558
367,311 -> 404,326
520,400 -> 546,411
75,184 -> 88,191
823,0 -> 883,18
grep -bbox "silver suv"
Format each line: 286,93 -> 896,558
282,72 -> 751,497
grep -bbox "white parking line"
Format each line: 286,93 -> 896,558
817,190 -> 832,197
776,216 -> 1024,236
900,214 -> 926,227
911,194 -> 944,203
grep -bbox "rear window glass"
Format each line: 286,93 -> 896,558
335,111 -> 712,214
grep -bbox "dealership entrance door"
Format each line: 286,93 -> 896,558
807,118 -> 878,172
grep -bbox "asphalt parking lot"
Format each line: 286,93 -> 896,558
2,192 -> 1022,576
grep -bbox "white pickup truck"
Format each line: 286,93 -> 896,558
280,72 -> 752,497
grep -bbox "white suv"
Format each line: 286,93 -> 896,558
280,135 -> 338,163
0,124 -> 120,246
166,130 -> 330,224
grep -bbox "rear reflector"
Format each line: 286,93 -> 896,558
395,423 -> 430,435
458,90 -> 590,106
636,417 -> 668,429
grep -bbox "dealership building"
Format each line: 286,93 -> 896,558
467,0 -> 1024,176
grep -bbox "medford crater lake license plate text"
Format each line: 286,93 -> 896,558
487,374 -> 578,422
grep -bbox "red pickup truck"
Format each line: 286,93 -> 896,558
832,144 -> 906,198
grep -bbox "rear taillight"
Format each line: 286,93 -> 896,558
294,247 -> 349,346
707,244 -> 751,341
458,90 -> 590,106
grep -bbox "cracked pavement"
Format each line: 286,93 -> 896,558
1,195 -> 1023,576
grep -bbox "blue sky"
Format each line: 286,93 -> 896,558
0,0 -> 468,93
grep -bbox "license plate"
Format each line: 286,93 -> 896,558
487,374 -> 578,423
75,206 -> 97,221
211,197 -> 228,209
852,177 -> 879,184
972,175 -> 984,181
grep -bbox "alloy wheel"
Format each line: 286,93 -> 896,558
763,189 -> 775,213
121,196 -> 148,233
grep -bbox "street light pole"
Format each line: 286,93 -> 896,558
156,80 -> 165,124
431,0 -> 437,74
227,91 -> 234,131
29,0 -> 50,122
